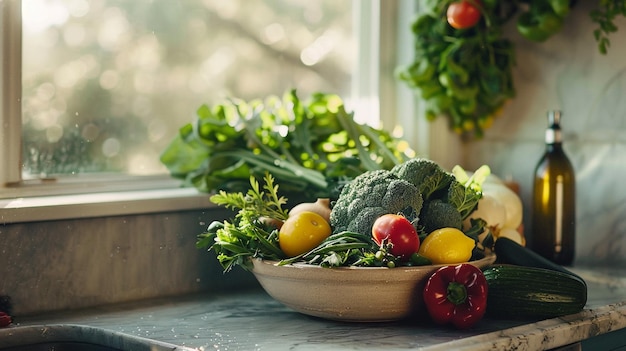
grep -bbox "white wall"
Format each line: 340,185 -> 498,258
459,2 -> 626,265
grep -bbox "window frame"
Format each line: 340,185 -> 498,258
0,0 -> 424,223
1,0 -> 22,189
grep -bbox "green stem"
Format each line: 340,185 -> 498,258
356,123 -> 405,167
447,281 -> 468,305
336,110 -> 380,171
218,150 -> 328,189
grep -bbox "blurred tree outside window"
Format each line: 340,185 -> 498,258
21,0 -> 354,178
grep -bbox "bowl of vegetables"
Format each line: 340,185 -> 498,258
251,254 -> 495,322
200,159 -> 506,323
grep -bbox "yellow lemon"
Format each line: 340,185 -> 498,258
279,211 -> 331,257
418,227 -> 476,264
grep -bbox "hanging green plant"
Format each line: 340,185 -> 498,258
397,0 -> 625,138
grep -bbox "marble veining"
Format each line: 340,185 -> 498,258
0,324 -> 193,351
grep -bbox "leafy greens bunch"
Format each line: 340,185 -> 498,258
397,1 -> 516,138
398,0 -> 626,138
160,90 -> 411,200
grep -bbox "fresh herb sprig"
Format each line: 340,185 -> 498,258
210,172 -> 289,223
198,173 -> 288,272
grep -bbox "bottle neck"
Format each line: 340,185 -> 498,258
545,126 -> 562,145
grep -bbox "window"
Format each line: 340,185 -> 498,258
0,0 -> 420,218
20,0 -> 354,176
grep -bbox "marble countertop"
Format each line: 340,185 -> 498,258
10,266 -> 626,351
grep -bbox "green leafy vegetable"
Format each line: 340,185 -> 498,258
516,0 -> 567,42
397,2 -> 516,138
161,90 -> 412,200
447,164 -> 490,220
591,1 -> 626,54
399,1 -> 626,137
446,179 -> 482,220
198,173 -> 289,272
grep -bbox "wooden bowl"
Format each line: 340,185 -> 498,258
251,254 -> 496,322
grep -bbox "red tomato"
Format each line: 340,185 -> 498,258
372,214 -> 420,259
447,0 -> 482,29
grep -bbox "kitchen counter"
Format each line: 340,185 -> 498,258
7,266 -> 626,351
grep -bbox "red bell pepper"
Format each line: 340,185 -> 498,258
423,263 -> 488,329
0,312 -> 11,328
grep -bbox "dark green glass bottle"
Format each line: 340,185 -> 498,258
531,110 -> 576,265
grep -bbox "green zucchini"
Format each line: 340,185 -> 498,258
483,265 -> 587,319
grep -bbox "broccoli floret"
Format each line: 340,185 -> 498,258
391,158 -> 455,200
390,158 -> 483,233
420,199 -> 463,234
330,169 -> 423,235
346,206 -> 388,235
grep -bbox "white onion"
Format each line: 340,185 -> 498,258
464,193 -> 507,231
482,183 -> 523,230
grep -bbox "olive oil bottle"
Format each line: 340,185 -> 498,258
531,110 -> 576,265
